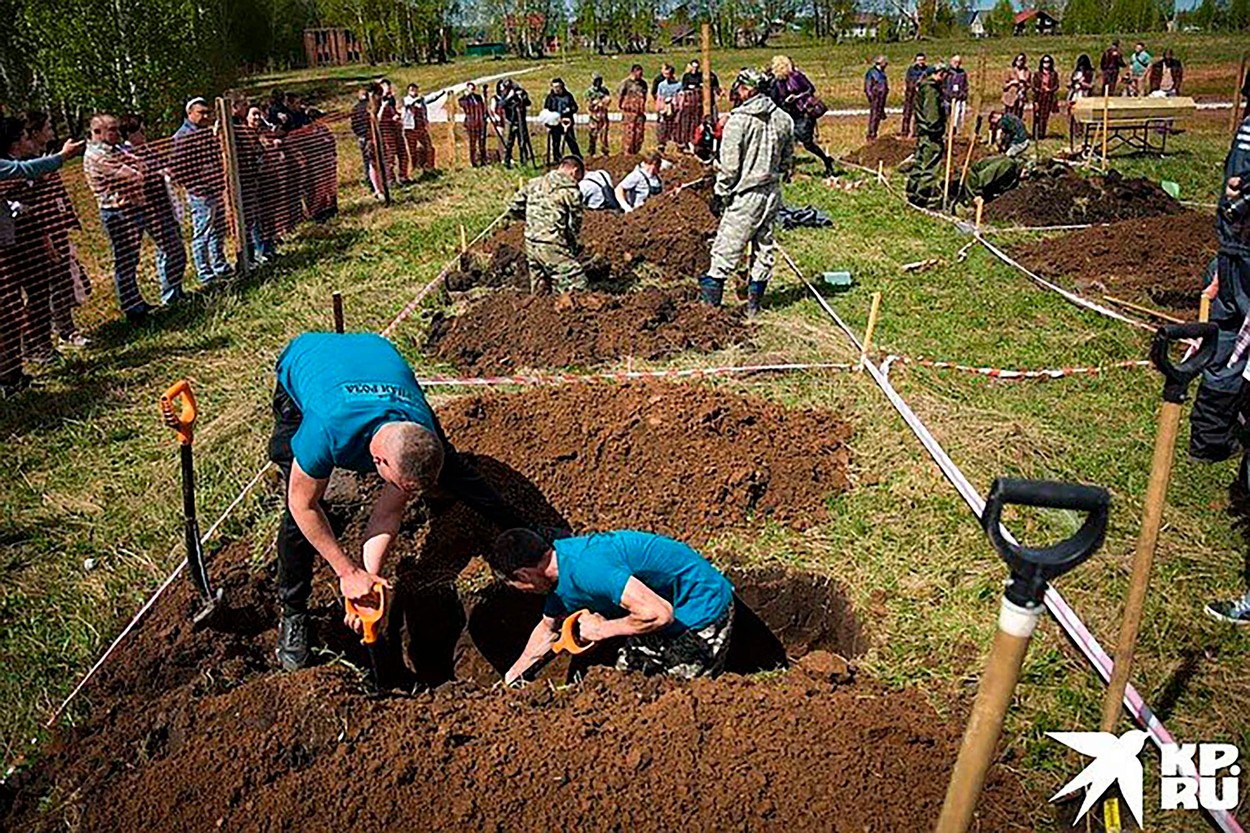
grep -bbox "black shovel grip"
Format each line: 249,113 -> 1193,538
1151,322 -> 1218,404
983,477 -> 1110,607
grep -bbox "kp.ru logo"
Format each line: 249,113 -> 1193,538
1048,731 -> 1241,826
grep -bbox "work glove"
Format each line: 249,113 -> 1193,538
709,193 -> 725,218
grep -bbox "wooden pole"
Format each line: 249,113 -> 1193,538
974,196 -> 984,230
701,23 -> 713,118
459,223 -> 468,254
215,97 -> 250,276
877,160 -> 884,185
1100,85 -> 1110,171
366,92 -> 391,205
332,292 -> 345,333
1200,291 -> 1212,324
1231,53 -> 1248,135
448,94 -> 459,169
862,291 -> 883,359
975,54 -> 988,128
942,111 -> 957,210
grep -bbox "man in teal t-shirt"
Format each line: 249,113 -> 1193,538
488,528 -> 735,682
269,332 -> 529,670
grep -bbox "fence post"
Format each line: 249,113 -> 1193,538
701,23 -> 713,118
215,97 -> 250,277
1231,53 -> 1248,135
333,291 -> 344,333
367,92 -> 392,205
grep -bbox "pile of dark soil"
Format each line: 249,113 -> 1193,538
1011,211 -> 1216,309
985,165 -> 1182,227
426,287 -> 747,374
445,154 -> 716,292
844,134 -> 989,171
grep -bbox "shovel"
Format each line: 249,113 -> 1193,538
344,583 -> 388,693
510,608 -> 593,687
159,380 -> 223,626
936,477 -> 1111,833
1098,321 -> 1217,832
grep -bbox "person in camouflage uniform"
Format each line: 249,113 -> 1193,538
906,64 -> 951,210
586,74 -> 611,157
701,68 -> 794,316
508,155 -> 587,294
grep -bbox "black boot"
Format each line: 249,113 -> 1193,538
699,275 -> 725,306
747,281 -> 767,316
276,612 -> 311,671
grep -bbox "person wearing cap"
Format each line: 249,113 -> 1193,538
173,97 -> 232,285
586,74 -> 611,157
488,528 -> 735,684
905,64 -> 952,210
700,68 -> 793,316
508,155 -> 587,294
543,78 -> 580,163
617,65 -> 649,156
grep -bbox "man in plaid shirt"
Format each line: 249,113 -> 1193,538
458,82 -> 488,167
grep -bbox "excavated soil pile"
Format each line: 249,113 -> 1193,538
425,287 -> 748,374
445,154 -> 716,292
1011,211 -> 1216,309
844,134 -> 988,170
985,165 -> 1182,226
438,381 -> 853,537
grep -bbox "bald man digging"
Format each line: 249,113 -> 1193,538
269,332 -> 530,670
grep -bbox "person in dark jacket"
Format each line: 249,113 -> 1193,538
943,55 -> 969,132
864,55 -> 889,141
500,79 -> 534,168
172,97 -> 232,285
1032,54 -> 1061,139
906,65 -> 951,210
543,78 -> 580,163
1147,49 -> 1184,96
1099,40 -> 1126,95
901,53 -> 927,138
770,54 -> 836,176
1201,112 -> 1250,625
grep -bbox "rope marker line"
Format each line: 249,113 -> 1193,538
784,251 -> 1242,833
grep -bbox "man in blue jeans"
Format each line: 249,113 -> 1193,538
83,114 -> 184,323
489,528 -> 735,683
173,97 -> 232,285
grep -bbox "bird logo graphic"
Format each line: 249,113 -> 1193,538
1048,730 -> 1151,827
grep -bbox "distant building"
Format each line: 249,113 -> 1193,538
844,12 -> 881,38
1012,8 -> 1060,34
303,28 -> 365,67
962,8 -> 989,37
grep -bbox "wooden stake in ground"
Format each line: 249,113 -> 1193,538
332,292 -> 344,333
701,23 -> 713,118
862,291 -> 883,360
1231,53 -> 1248,135
1095,322 -> 1217,832
973,196 -> 984,230
448,94 -> 459,169
459,223 -> 468,254
215,97 -> 250,276
942,111 -> 957,210
957,115 -> 983,200
937,478 -> 1109,833
1100,85 -> 1111,171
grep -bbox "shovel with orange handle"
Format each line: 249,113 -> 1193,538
160,379 -> 222,626
344,583 -> 388,693
510,609 -> 593,687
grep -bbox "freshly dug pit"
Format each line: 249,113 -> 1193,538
2,512 -> 1027,833
1010,211 -> 1217,310
425,287 -> 748,374
984,164 -> 1182,227
445,154 -> 716,292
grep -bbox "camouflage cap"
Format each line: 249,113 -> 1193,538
733,68 -> 765,90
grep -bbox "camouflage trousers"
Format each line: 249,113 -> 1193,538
526,241 -> 587,294
708,187 -> 780,284
616,603 -> 734,680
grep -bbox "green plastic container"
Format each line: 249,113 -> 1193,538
823,270 -> 854,292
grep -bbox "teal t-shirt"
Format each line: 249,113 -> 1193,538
544,531 -> 733,633
276,332 -> 438,478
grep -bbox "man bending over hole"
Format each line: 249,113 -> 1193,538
269,332 -> 533,670
490,528 -> 735,683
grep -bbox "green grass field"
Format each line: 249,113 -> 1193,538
3,33 -> 1250,829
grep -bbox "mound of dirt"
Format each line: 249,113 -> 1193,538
439,381 -> 852,537
446,154 -> 717,291
425,287 -> 748,374
844,134 -> 989,171
1011,211 -> 1217,309
985,165 -> 1182,227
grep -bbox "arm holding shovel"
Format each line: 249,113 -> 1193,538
505,616 -> 561,686
577,579 -> 674,641
287,460 -> 390,605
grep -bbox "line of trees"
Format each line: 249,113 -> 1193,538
0,0 -> 458,137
